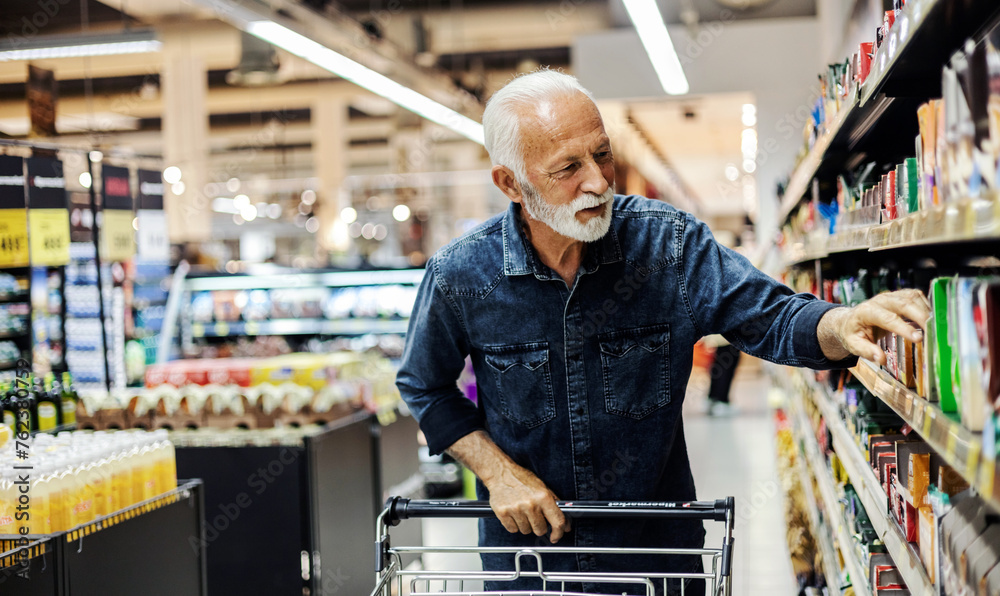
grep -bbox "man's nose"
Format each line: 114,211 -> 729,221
579,159 -> 609,195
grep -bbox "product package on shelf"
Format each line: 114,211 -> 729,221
65,243 -> 106,391
76,351 -> 400,431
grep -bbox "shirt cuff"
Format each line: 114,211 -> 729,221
793,300 -> 859,370
417,396 -> 485,456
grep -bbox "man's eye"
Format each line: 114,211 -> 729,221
596,151 -> 612,160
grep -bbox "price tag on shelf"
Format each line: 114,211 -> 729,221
29,208 -> 70,266
0,209 -> 29,267
946,430 -> 958,462
966,441 -> 981,487
982,460 -> 995,502
191,323 -> 204,338
214,322 -> 229,337
923,407 -> 934,437
245,321 -> 259,335
102,209 -> 136,262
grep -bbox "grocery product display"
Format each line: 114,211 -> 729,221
0,429 -> 178,535
773,2 -> 1000,594
73,351 -> 401,430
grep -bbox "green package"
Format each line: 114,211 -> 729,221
931,277 -> 958,412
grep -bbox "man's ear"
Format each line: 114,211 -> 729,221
491,166 -> 523,204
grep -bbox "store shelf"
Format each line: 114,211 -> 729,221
778,88 -> 858,224
850,359 -> 999,512
787,388 -> 869,595
867,198 -> 1000,251
803,371 -> 935,594
185,269 -> 424,292
0,481 -> 201,542
785,197 -> 1000,267
189,318 -> 410,338
0,538 -> 48,571
778,0 -> 1000,225
0,291 -> 28,303
858,0 -> 933,107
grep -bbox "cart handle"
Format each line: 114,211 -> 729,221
382,496 -> 735,525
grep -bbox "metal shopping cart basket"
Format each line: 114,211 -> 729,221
371,496 -> 735,596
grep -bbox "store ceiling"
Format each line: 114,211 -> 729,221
628,92 -> 755,215
0,0 -> 818,221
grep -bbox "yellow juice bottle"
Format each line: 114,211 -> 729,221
138,439 -> 156,501
112,441 -> 134,509
47,461 -> 70,532
31,464 -> 52,535
91,449 -> 113,517
0,470 -> 16,535
155,430 -> 178,493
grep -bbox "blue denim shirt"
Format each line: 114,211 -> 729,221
396,195 -> 850,594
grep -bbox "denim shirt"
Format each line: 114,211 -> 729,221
396,195 -> 850,594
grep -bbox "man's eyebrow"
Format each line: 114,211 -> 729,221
549,139 -> 613,168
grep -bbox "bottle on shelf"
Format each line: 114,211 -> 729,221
36,372 -> 60,432
60,372 -> 76,426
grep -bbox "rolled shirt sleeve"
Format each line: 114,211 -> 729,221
396,258 -> 484,455
679,214 -> 857,370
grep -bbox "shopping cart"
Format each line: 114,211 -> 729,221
371,496 -> 735,596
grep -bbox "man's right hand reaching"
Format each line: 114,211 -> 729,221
447,430 -> 571,543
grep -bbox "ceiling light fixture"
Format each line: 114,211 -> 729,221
246,21 -> 485,144
620,0 -> 689,95
0,30 -> 161,62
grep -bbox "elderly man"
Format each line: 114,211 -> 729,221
396,70 -> 928,595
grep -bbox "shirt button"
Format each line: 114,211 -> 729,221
575,406 -> 585,416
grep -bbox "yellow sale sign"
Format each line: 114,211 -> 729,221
29,208 -> 70,266
0,209 -> 29,267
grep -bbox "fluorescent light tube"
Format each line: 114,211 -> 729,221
0,31 -> 161,62
247,21 -> 485,145
621,0 -> 689,95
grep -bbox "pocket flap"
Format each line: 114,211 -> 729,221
598,325 -> 670,357
484,343 -> 550,372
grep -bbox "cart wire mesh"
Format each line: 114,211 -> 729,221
371,497 -> 735,596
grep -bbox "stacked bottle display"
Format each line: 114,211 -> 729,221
0,429 -> 177,535
1,372 -> 78,431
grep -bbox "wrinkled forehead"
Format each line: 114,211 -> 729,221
516,92 -> 608,156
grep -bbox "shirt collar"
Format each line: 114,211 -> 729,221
501,199 -> 623,278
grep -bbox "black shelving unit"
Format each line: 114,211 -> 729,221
172,411 -> 423,596
0,481 -> 206,596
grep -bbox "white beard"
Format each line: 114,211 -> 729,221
520,184 -> 615,243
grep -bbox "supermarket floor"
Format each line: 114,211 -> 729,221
419,362 -> 797,595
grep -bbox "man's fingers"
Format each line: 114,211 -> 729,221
497,513 -> 520,535
876,290 -> 931,331
846,334 -> 886,365
527,506 -> 549,537
513,512 -> 533,534
860,304 -> 923,343
540,500 -> 569,543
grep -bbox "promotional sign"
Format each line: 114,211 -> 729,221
136,169 -> 169,261
26,157 -> 69,266
101,164 -> 135,262
0,155 -> 29,267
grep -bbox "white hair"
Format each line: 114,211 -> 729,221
482,69 -> 596,184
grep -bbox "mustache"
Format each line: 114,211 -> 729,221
570,188 -> 615,211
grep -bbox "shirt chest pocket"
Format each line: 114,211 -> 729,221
598,324 -> 671,419
483,342 -> 556,428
